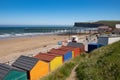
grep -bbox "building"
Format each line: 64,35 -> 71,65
88,43 -> 103,53
12,55 -> 48,80
0,63 -> 27,80
59,46 -> 80,58
48,49 -> 72,62
67,42 -> 85,52
98,26 -> 112,34
34,53 -> 62,71
112,29 -> 120,34
116,24 -> 120,29
98,36 -> 120,46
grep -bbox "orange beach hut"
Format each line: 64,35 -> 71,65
12,55 -> 49,80
60,46 -> 81,58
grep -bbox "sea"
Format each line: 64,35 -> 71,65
0,25 -> 98,39
0,25 -> 74,39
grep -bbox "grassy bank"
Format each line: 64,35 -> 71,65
41,53 -> 86,80
41,40 -> 120,80
76,41 -> 120,80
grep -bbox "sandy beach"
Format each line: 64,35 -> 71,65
0,35 -> 70,63
0,34 -> 94,64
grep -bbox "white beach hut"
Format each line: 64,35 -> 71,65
98,36 -> 120,46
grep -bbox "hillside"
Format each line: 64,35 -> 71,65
74,20 -> 120,28
76,40 -> 120,80
95,20 -> 120,28
41,40 -> 120,80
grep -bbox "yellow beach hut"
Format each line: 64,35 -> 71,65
34,53 -> 62,71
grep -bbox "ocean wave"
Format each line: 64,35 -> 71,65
0,32 -> 61,39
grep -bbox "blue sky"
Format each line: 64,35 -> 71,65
0,0 -> 120,25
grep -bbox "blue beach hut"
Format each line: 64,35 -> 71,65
88,43 -> 103,53
49,48 -> 72,62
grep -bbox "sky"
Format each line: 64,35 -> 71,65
0,0 -> 120,25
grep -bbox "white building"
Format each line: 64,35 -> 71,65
116,24 -> 120,28
98,36 -> 120,46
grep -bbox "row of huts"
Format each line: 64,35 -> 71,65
0,42 -> 85,80
88,36 -> 120,52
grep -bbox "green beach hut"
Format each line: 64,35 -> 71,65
0,63 -> 27,80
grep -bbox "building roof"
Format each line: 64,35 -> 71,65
48,49 -> 66,55
0,63 -> 25,80
88,43 -> 101,45
34,53 -> 57,62
62,46 -> 76,49
0,63 -> 12,79
12,55 -> 39,71
67,42 -> 84,48
58,46 -> 74,51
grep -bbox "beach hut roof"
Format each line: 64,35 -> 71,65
0,63 -> 12,79
34,53 -> 56,62
67,42 -> 84,47
62,46 -> 76,48
49,49 -> 66,55
59,46 -> 75,51
12,55 -> 39,71
0,63 -> 23,80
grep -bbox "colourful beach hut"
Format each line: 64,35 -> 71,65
34,53 -> 62,71
67,42 -> 85,53
98,36 -> 120,46
88,43 -> 103,53
0,63 -> 27,80
12,55 -> 49,80
49,49 -> 72,62
58,46 -> 74,58
98,36 -> 109,46
60,46 -> 80,58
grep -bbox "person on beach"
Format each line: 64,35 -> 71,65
96,34 -> 98,39
86,36 -> 89,42
72,37 -> 77,42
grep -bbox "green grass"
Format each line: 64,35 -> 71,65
76,41 -> 120,80
41,40 -> 120,80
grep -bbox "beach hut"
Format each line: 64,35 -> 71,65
98,36 -> 120,46
49,49 -> 72,62
97,36 -> 109,46
67,42 -> 85,52
0,63 -> 27,80
12,55 -> 49,80
88,43 -> 102,53
34,53 -> 62,71
60,46 -> 80,58
58,46 -> 74,58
